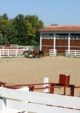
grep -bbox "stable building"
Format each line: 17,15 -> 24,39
40,25 -> 80,56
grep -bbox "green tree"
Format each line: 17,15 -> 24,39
0,33 -> 3,45
24,15 -> 44,45
13,14 -> 27,45
0,13 -> 10,44
0,13 -> 44,46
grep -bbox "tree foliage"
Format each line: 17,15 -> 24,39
0,14 -> 44,46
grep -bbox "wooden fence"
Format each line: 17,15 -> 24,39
0,87 -> 80,113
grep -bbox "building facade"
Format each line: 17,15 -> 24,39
40,25 -> 80,55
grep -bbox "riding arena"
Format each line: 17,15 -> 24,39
0,50 -> 80,112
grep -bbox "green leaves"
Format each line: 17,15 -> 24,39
0,14 -> 44,46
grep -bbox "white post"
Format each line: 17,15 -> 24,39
2,46 -> 4,55
40,34 -> 42,51
43,77 -> 49,93
0,50 -> 1,58
16,49 -> 18,57
53,33 -> 56,55
68,33 -> 71,54
7,49 -> 9,57
75,50 -> 76,56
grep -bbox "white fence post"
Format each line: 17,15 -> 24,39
75,50 -> 76,56
0,50 -> 1,58
43,77 -> 49,93
7,49 -> 9,57
15,49 -> 18,57
2,47 -> 4,56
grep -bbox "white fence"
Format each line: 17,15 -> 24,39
17,45 -> 34,50
0,49 -> 27,58
0,45 -> 35,58
65,50 -> 80,57
0,45 -> 34,50
49,49 -> 57,56
0,87 -> 80,113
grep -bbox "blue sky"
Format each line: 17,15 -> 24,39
0,0 -> 80,25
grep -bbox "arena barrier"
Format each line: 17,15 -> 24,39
65,50 -> 80,57
49,49 -> 57,57
0,49 -> 27,57
0,74 -> 80,96
0,74 -> 80,113
0,87 -> 80,113
0,45 -> 35,58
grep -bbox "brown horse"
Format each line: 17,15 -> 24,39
23,49 -> 44,58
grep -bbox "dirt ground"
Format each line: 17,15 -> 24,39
0,56 -> 80,95
0,56 -> 80,84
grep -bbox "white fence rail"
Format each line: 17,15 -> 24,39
0,46 -> 35,58
65,50 -> 80,57
0,49 -> 27,58
49,49 -> 57,56
0,87 -> 80,113
17,45 -> 34,50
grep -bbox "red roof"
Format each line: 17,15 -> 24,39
40,25 -> 80,32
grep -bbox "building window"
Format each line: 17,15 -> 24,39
71,33 -> 80,40
42,33 -> 54,39
56,33 -> 68,39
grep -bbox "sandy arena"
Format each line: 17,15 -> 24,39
0,56 -> 79,85
0,56 -> 80,96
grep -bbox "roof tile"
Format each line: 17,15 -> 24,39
40,25 -> 80,32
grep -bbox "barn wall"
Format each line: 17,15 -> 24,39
56,39 -> 68,53
42,39 -> 53,52
56,39 -> 68,46
70,40 -> 80,46
42,39 -> 53,45
42,39 -> 80,54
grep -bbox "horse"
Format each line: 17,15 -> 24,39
23,49 -> 44,58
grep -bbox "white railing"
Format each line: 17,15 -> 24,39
0,87 -> 80,113
65,50 -> 80,57
17,45 -> 34,50
49,49 -> 57,57
0,45 -> 34,50
0,49 -> 27,58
